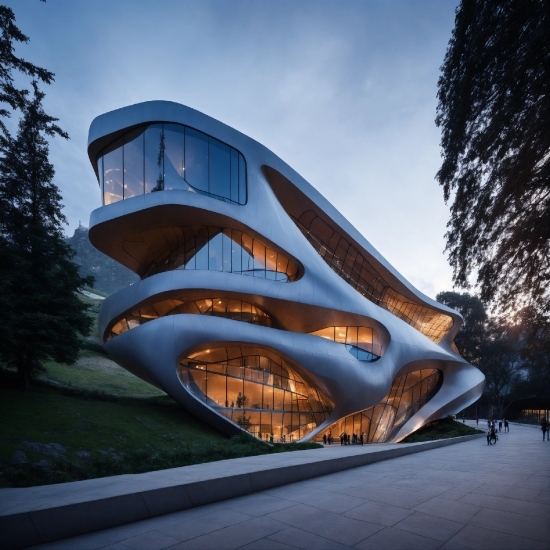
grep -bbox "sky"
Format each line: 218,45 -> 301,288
6,0 -> 460,300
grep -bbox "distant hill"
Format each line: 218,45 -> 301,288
67,226 -> 139,295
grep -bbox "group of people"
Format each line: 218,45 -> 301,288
485,418 -> 509,445
340,432 -> 364,445
321,432 -> 364,445
486,418 -> 509,432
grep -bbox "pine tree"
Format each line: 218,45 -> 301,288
0,4 -> 54,141
0,83 -> 92,388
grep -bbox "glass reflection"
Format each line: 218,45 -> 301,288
317,369 -> 442,444
141,226 -> 300,282
102,137 -> 123,205
107,297 -> 272,340
309,326 -> 383,361
178,346 -> 333,442
123,128 -> 145,199
97,122 -> 247,205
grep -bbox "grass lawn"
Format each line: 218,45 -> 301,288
400,416 -> 484,443
0,352 -> 320,489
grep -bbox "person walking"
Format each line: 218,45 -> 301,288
542,419 -> 549,441
504,419 -> 509,432
360,433 -> 364,445
498,421 -> 502,432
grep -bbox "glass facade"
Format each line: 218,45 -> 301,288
519,409 -> 550,423
178,346 -> 333,442
141,225 -> 300,281
309,326 -> 383,361
107,297 -> 271,340
317,369 -> 442,443
295,211 -> 453,343
96,122 -> 246,205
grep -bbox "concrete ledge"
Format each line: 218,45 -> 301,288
0,433 -> 485,550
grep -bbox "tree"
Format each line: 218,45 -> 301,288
480,320 -> 522,418
436,0 -> 549,316
436,291 -> 487,366
512,306 -> 550,398
0,83 -> 92,388
0,4 -> 54,141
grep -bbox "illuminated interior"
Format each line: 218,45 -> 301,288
294,211 -> 453,343
97,122 -> 247,206
309,326 -> 383,361
107,297 -> 271,340
134,225 -> 301,281
317,369 -> 442,443
178,346 -> 333,442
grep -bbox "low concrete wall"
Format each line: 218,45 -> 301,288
0,433 -> 485,550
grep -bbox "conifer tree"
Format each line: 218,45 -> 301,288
0,83 -> 92,388
0,4 -> 54,142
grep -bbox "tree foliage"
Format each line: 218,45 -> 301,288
479,320 -> 521,417
0,83 -> 92,388
0,4 -> 53,140
437,291 -> 486,366
436,0 -> 550,315
512,306 -> 550,398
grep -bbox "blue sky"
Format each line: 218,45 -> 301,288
7,0 -> 459,299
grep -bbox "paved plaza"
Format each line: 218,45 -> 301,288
31,423 -> 549,550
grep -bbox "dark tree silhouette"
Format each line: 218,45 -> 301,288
0,84 -> 92,388
0,4 -> 54,141
436,291 -> 487,366
436,0 -> 549,315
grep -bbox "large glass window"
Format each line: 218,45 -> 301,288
163,124 -> 185,191
140,225 -> 300,281
178,346 -> 333,442
123,128 -> 145,199
107,296 -> 272,340
144,124 -> 164,194
102,137 -> 123,205
295,211 -> 453,343
309,326 -> 383,361
97,122 -> 247,205
316,369 -> 441,444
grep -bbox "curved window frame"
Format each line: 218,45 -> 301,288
318,369 -> 442,444
106,297 -> 272,341
295,211 -> 453,343
141,226 -> 301,282
309,326 -> 383,362
96,122 -> 247,206
178,346 -> 333,442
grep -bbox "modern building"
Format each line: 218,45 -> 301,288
88,101 -> 485,443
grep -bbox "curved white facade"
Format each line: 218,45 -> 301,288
87,101 -> 484,443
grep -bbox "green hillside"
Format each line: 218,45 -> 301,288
0,302 -> 320,489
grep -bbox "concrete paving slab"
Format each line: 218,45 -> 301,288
267,526 -> 354,550
343,500 -> 414,526
266,503 -> 383,546
166,516 -> 287,550
353,525 -> 442,550
439,524 -> 549,550
392,510 -> 464,541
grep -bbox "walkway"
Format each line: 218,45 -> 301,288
29,423 -> 550,549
